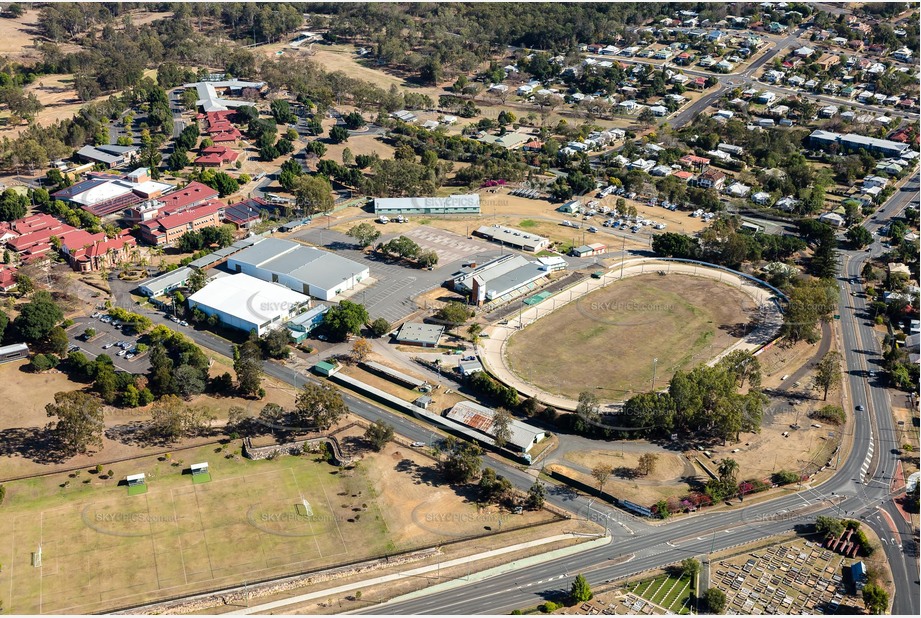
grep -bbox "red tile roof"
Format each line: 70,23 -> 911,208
194,145 -> 239,166
158,182 -> 219,214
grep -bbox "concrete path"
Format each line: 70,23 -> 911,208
227,533 -> 609,615
477,258 -> 783,412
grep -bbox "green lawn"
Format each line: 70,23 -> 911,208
0,444 -> 391,614
628,574 -> 693,614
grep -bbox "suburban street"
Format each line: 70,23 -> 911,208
103,177 -> 921,615
350,179 -> 921,615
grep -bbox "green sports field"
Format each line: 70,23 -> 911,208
0,445 -> 391,614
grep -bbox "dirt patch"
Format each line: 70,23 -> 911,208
562,449 -> 691,483
546,462 -> 682,507
506,273 -> 758,400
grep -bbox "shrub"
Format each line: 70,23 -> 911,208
772,470 -> 800,485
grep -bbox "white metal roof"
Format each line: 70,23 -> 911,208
188,273 -> 309,328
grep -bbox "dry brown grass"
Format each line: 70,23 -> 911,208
506,273 -> 757,400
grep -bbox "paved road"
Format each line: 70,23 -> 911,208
351,179 -> 921,616
108,180 -> 919,614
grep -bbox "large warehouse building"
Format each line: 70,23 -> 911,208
227,238 -> 370,301
374,194 -> 480,216
187,273 -> 309,336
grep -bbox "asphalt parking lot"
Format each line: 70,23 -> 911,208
294,226 -> 503,324
66,315 -> 152,374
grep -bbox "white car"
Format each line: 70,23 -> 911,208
410,441 -> 426,447
117,350 -> 127,357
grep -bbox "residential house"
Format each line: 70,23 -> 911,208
696,169 -> 726,190
679,154 -> 710,170
725,182 -> 750,198
774,195 -> 800,212
815,53 -> 840,71
818,212 -> 845,227
892,47 -> 913,62
751,191 -> 772,206
755,91 -> 776,104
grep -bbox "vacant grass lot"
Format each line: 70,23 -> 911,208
0,440 -> 553,614
505,274 -> 755,399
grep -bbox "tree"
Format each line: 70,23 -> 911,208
846,225 -> 872,249
815,515 -> 845,538
467,323 -> 482,343
704,588 -> 727,613
812,351 -> 841,401
0,309 -> 8,341
576,391 -> 600,424
478,467 -> 512,504
439,437 -> 482,483
206,171 -> 239,198
14,272 -> 33,295
636,453 -> 659,477
48,325 -> 69,356
435,301 -> 471,327
149,395 -> 214,442
862,582 -> 888,615
364,419 -> 394,451
329,125 -> 349,144
347,222 -> 381,248
294,383 -> 347,430
46,390 -> 104,455
343,112 -> 365,130
570,574 -> 593,603
233,339 -> 263,397
324,300 -> 369,341
291,174 -> 334,215
680,557 -> 701,579
591,463 -> 613,495
526,480 -> 546,510
172,364 -> 206,398
261,328 -> 291,359
370,317 -> 391,338
13,293 -> 63,342
492,407 -> 513,448
718,458 -> 739,484
718,349 -> 762,389
0,188 -> 29,221
167,148 -> 189,171
351,337 -> 372,362
187,268 -> 208,293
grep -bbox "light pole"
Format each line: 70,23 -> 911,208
651,358 -> 658,392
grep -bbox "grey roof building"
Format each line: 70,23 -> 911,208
227,238 -> 369,301
473,224 -> 549,252
137,266 -> 192,297
394,322 -> 445,347
374,194 -> 480,215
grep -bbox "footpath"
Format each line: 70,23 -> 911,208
229,533 -> 611,614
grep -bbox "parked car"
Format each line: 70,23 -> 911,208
410,441 -> 426,447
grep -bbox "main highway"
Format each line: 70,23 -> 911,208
110,177 -> 920,614
108,179 -> 919,615
349,178 -> 920,615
